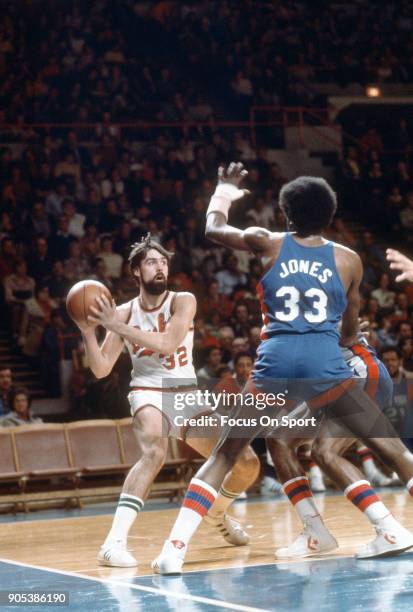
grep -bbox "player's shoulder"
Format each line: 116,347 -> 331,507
171,291 -> 196,304
331,241 -> 361,261
243,226 -> 285,254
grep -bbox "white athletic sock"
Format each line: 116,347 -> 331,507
344,480 -> 390,523
208,485 -> 238,519
283,476 -> 321,522
104,493 -> 144,545
168,478 -> 217,549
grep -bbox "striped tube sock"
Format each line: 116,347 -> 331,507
344,480 -> 389,523
283,476 -> 320,521
407,476 -> 413,497
208,486 -> 239,519
168,478 -> 217,549
105,493 -> 144,545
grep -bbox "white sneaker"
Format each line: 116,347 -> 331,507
275,515 -> 338,559
355,518 -> 413,559
97,540 -> 138,567
309,467 -> 326,493
204,513 -> 250,546
152,540 -> 186,575
260,475 -> 284,495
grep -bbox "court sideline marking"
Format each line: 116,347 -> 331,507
0,557 -> 268,612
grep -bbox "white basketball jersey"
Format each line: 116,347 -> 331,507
125,291 -> 196,388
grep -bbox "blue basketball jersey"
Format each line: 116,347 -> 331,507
257,233 -> 347,338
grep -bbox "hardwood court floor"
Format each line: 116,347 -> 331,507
1,489 -> 413,579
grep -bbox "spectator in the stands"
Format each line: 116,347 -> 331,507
0,237 -> 18,280
48,214 -> 74,261
26,201 -> 52,238
371,273 -> 396,309
4,259 -> 36,337
246,197 -> 275,229
216,253 -> 247,296
62,199 -> 85,239
196,346 -> 223,389
29,236 -> 53,285
64,239 -> 90,282
98,235 -> 123,280
46,261 -> 70,305
19,285 -> 57,358
399,192 -> 413,239
0,368 -> 14,416
214,352 -> 254,397
89,257 -> 115,292
1,387 -> 42,426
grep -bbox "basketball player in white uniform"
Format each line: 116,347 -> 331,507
79,235 -> 259,567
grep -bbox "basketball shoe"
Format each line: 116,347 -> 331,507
275,515 -> 338,559
355,516 -> 413,559
97,540 -> 138,567
204,513 -> 250,545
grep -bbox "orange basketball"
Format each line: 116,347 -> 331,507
66,280 -> 112,328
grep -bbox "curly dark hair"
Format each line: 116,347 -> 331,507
279,176 -> 337,235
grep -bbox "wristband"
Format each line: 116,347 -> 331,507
206,182 -> 246,220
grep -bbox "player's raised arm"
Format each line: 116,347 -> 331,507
81,303 -> 130,378
386,248 -> 413,283
205,162 -> 274,253
340,251 -> 363,347
89,292 -> 196,356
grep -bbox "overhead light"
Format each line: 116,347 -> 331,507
366,86 -> 381,98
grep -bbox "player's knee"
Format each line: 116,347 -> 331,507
236,447 -> 260,481
140,439 -> 168,469
311,441 -> 333,470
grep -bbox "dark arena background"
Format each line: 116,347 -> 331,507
1,1 -> 413,610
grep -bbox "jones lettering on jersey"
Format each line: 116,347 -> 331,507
279,259 -> 333,284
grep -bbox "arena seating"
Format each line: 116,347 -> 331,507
0,419 -> 193,512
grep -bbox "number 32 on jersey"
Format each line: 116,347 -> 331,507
275,286 -> 328,323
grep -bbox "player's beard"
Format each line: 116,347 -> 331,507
141,274 -> 167,295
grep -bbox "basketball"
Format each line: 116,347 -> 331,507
66,280 -> 112,328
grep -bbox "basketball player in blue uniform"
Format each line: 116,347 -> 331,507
153,163 -> 413,573
268,334 -> 399,559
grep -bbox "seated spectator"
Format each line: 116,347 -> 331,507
48,213 -> 75,261
214,352 -> 254,397
400,337 -> 413,372
246,197 -> 275,229
64,239 -> 90,281
0,367 -> 14,416
217,325 -> 235,363
216,253 -> 247,296
196,346 -> 223,389
19,285 -> 57,358
26,201 -> 52,238
46,260 -> 70,304
40,309 -> 75,397
0,236 -> 18,281
231,302 -> 254,337
4,259 -> 35,337
201,281 -> 233,323
1,387 -> 42,426
89,257 -> 115,292
371,273 -> 396,309
62,199 -> 85,239
29,236 -> 53,285
115,261 -> 137,302
98,235 -> 123,280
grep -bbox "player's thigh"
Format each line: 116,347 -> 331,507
185,436 -> 216,458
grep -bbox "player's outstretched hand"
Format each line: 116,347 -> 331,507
217,162 -> 250,199
386,248 -> 413,283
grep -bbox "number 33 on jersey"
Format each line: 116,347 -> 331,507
257,233 -> 347,339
